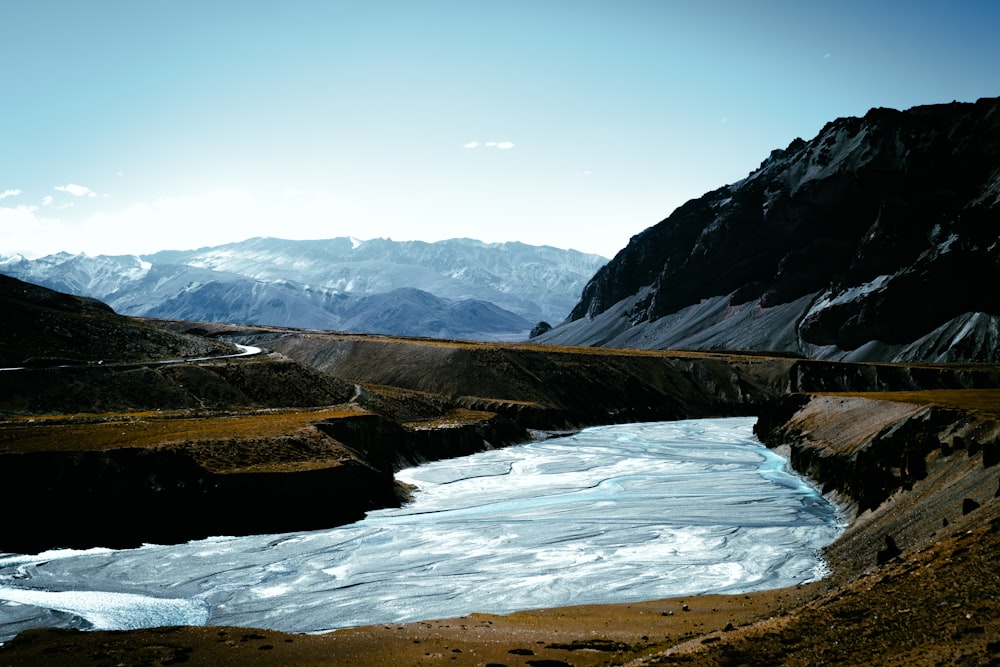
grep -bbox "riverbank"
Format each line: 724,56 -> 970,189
3,391 -> 998,665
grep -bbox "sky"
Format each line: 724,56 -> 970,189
2,1 -> 999,260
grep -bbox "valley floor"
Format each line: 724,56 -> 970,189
2,321 -> 1000,665
2,391 -> 1000,665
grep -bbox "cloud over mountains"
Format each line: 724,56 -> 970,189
463,140 -> 515,149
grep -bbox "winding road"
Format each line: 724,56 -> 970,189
0,343 -> 264,373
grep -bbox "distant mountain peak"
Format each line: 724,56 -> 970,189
1,237 -> 607,341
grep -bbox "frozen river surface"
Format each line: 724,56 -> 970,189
0,418 -> 842,642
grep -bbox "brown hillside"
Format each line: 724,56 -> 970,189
0,274 -> 235,366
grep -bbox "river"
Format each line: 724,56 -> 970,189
0,418 -> 842,643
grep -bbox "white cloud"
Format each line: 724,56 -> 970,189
55,183 -> 97,198
0,205 -> 68,258
0,188 -> 21,200
0,185 -> 389,259
41,195 -> 54,206
470,141 -> 514,150
86,189 -> 260,252
0,190 -> 263,258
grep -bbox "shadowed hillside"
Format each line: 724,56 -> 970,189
0,274 -> 235,367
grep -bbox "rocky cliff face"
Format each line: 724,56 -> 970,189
754,393 -> 1000,574
0,427 -> 401,554
545,97 -> 1000,362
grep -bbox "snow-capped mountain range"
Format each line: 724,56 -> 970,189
1,237 -> 607,340
541,97 -> 1000,363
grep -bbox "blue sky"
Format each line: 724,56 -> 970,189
2,1 -> 999,259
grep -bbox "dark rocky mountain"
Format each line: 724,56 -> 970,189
541,97 -> 1000,362
0,237 -> 605,340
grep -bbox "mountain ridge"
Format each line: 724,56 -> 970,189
1,237 -> 606,340
543,96 -> 1000,362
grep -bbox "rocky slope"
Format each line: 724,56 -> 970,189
0,237 -> 606,339
542,97 -> 1000,363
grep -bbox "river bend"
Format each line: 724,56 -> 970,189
0,418 -> 842,642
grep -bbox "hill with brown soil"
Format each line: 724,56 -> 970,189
0,274 -> 234,367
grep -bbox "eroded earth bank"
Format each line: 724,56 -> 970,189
2,320 -> 1000,665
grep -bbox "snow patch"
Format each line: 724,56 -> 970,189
188,249 -> 239,270
762,188 -> 783,217
124,255 -> 152,279
752,124 -> 872,195
950,312 -> 984,350
806,274 -> 893,318
938,232 -> 960,254
972,168 -> 1000,207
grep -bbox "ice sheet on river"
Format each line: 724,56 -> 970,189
0,418 -> 842,642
